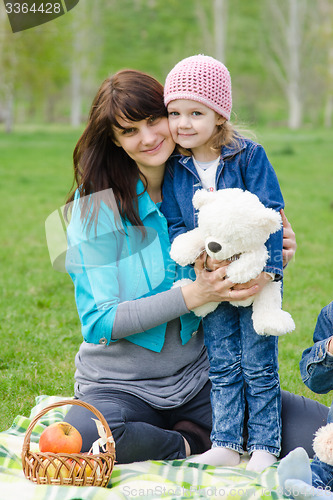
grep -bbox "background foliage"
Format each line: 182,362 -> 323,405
1,0 -> 333,129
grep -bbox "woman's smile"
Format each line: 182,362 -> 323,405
112,116 -> 175,171
141,139 -> 165,154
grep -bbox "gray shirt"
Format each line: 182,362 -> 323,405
74,288 -> 210,408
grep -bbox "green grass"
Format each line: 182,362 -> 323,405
0,126 -> 82,429
255,128 -> 333,402
0,126 -> 332,431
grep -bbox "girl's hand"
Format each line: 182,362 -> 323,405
281,209 -> 296,267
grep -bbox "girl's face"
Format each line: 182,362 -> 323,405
112,115 -> 175,173
167,99 -> 225,160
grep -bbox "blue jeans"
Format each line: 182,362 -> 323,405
311,403 -> 333,490
203,302 -> 281,456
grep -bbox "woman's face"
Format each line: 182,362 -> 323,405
112,115 -> 175,173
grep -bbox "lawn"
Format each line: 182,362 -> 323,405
0,125 -> 332,431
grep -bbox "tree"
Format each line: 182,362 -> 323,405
286,0 -> 302,129
69,1 -> 99,126
262,0 -> 315,129
195,0 -> 228,63
214,0 -> 228,63
318,0 -> 333,127
0,9 -> 16,132
70,6 -> 84,127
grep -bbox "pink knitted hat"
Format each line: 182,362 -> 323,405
164,54 -> 232,121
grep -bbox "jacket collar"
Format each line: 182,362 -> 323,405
174,136 -> 247,173
221,135 -> 247,158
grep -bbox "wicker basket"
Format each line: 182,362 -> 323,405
22,399 -> 116,487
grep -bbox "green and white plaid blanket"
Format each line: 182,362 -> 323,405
0,395 -> 287,499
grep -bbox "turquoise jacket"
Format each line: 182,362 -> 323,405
66,181 -> 200,351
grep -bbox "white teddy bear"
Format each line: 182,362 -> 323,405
171,188 -> 295,336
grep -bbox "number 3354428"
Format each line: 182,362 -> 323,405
5,3 -> 62,14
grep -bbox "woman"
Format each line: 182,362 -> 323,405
64,69 -> 328,464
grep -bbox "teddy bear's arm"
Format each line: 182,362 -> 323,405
170,228 -> 205,267
226,247 -> 268,283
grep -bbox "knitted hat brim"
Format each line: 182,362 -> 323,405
164,92 -> 230,121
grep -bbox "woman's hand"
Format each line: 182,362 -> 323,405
180,254 -> 259,311
198,250 -> 272,295
231,271 -> 273,293
281,209 -> 296,267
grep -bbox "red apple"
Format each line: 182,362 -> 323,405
39,421 -> 82,454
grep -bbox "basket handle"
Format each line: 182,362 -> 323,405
22,399 -> 114,455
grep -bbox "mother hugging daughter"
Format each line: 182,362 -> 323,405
63,61 -> 328,466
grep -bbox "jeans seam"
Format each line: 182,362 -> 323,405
212,441 -> 244,454
247,445 -> 280,456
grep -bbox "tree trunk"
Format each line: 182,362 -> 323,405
325,43 -> 333,128
214,0 -> 227,62
263,0 -> 307,129
287,0 -> 302,129
324,95 -> 333,128
0,7 -> 14,132
70,3 -> 85,127
195,0 -> 228,61
71,59 -> 81,127
318,0 -> 333,128
5,85 -> 14,133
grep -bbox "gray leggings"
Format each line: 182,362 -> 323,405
65,385 -> 328,464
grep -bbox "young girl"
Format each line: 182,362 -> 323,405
161,54 -> 287,472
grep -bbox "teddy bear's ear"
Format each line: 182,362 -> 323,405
193,189 -> 218,209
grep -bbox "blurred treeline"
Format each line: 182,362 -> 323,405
0,0 -> 332,131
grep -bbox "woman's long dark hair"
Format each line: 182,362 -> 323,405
66,70 -> 167,231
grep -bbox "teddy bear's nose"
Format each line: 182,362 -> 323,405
207,241 -> 222,253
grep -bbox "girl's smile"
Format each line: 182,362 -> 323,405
167,99 -> 225,161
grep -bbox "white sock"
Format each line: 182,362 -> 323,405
246,450 -> 277,473
189,447 -> 240,466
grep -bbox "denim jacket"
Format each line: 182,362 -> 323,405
66,180 -> 200,351
160,136 -> 284,278
300,302 -> 333,394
